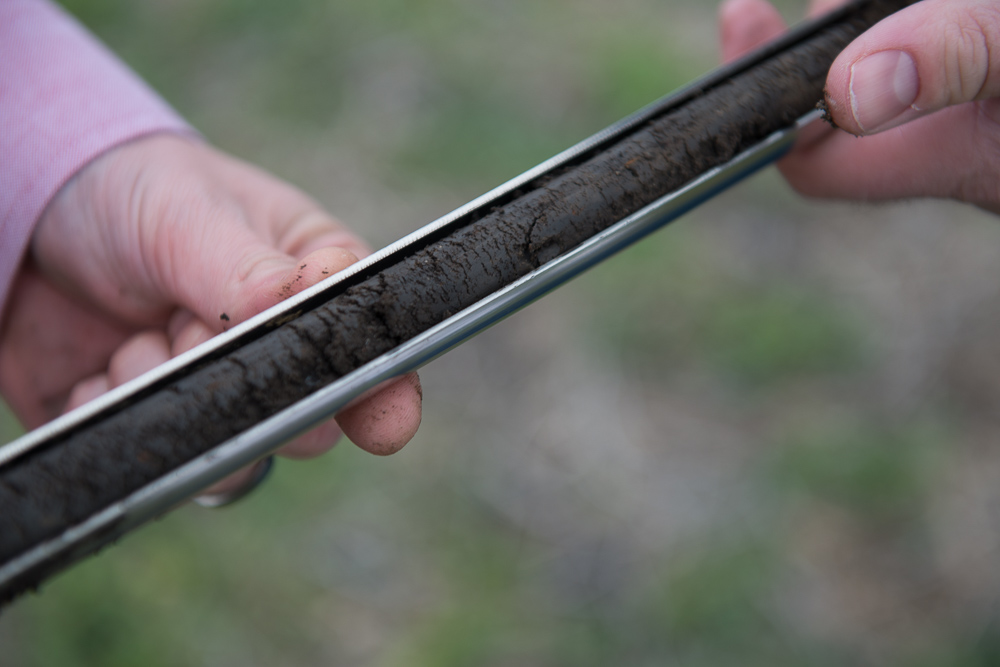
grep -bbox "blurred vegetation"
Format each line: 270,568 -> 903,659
586,228 -> 862,386
4,0 -> 1000,665
768,422 -> 942,522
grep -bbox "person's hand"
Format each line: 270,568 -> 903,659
0,134 -> 422,495
719,0 -> 1000,213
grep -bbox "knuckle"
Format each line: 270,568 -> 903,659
941,5 -> 1000,104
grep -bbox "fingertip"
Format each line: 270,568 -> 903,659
273,246 -> 360,304
792,111 -> 838,151
776,105 -> 986,203
719,0 -> 787,64
337,373 -> 422,456
183,238 -> 362,331
824,47 -> 917,136
243,246 -> 361,320
170,315 -> 216,356
65,374 -> 111,412
821,76 -> 859,135
806,0 -> 850,19
292,246 -> 360,290
821,0 -> 1000,137
278,420 -> 344,459
107,330 -> 172,388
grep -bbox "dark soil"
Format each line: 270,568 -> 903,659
0,0 -> 916,601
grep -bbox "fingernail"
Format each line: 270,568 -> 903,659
849,50 -> 919,134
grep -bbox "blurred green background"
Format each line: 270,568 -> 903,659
4,0 -> 1000,665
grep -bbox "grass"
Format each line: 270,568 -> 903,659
581,224 -> 862,386
768,421 -> 943,522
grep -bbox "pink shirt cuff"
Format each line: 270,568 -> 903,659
1,0 -> 195,322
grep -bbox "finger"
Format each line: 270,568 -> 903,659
785,0 -> 843,150
807,0 -> 850,18
167,305 -> 346,458
777,100 -> 1000,211
180,231 -> 358,333
166,262 -> 352,460
278,421 -> 345,460
168,309 -> 215,355
336,372 -> 422,456
719,0 -> 788,63
115,318 -> 289,493
197,460 -> 266,498
65,374 -> 110,413
169,247 -> 389,462
61,331 -> 270,499
44,137 -> 372,330
169,309 -> 348,460
165,217 -> 357,331
168,241 -> 358,347
0,263 -> 133,426
107,330 -> 171,388
253,246 -> 372,458
789,112 -> 838,151
59,329 -> 286,499
209,152 -> 373,261
250,246 -> 359,316
717,0 -> 841,169
175,147 -> 370,324
273,210 -> 372,261
117,140 -> 421,458
824,0 -> 1000,135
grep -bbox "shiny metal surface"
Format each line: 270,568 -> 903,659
0,0 -> 846,471
0,110 -> 822,594
0,81 -> 694,471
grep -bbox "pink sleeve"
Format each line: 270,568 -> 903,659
0,0 -> 195,321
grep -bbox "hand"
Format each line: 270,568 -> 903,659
0,134 -> 422,495
719,0 -> 1000,213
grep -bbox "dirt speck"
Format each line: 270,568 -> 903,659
818,95 -> 836,127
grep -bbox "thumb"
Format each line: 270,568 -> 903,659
825,0 -> 1000,135
169,246 -> 361,350
160,214 -> 362,331
224,245 -> 361,328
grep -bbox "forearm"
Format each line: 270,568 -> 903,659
0,0 -> 194,321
